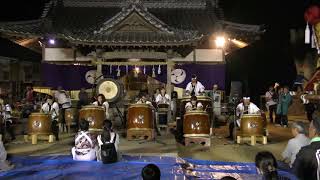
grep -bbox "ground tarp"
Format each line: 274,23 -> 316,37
0,155 -> 296,180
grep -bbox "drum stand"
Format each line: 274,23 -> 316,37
138,115 -> 166,145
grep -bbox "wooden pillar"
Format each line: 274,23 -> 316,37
166,61 -> 173,122
96,58 -> 102,77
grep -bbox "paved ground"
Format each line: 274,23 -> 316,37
4,114 -> 310,163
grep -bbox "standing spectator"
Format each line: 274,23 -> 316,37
292,116 -> 320,180
25,86 -> 34,104
301,91 -> 316,122
276,86 -> 292,127
265,85 -> 277,123
0,98 -> 16,141
281,122 -> 310,168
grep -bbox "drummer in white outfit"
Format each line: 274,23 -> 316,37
156,87 -> 171,126
41,95 -> 60,141
185,74 -> 205,96
185,96 -> 204,112
54,87 -> 72,131
156,88 -> 171,105
93,94 -> 110,120
227,97 -> 260,140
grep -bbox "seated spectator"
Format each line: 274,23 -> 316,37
141,164 -> 161,180
220,176 -> 236,180
0,141 -> 14,171
281,122 -> 310,168
71,119 -> 97,161
292,115 -> 320,180
255,151 -> 279,180
97,120 -> 120,163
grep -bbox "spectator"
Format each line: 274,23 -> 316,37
276,86 -> 292,127
97,120 -> 120,163
265,85 -> 277,123
220,176 -> 236,180
292,115 -> 320,180
255,151 -> 279,180
141,164 -> 161,180
0,141 -> 14,171
281,122 -> 310,168
71,119 -> 97,161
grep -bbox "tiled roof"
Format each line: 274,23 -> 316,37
58,31 -> 202,46
0,19 -> 45,37
0,0 -> 263,47
63,0 -> 214,9
94,2 -> 174,34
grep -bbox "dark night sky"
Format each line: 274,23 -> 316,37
0,0 -> 317,104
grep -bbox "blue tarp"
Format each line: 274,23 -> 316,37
0,155 -> 297,180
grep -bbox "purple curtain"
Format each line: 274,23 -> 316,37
41,63 -> 95,90
41,63 -> 225,90
174,64 -> 226,90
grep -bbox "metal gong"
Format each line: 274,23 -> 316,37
96,78 -> 123,103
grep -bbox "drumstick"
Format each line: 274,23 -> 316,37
204,105 -> 208,111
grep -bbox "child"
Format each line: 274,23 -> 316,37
141,164 -> 161,180
97,120 -> 119,163
71,119 -> 97,161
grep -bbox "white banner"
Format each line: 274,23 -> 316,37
171,49 -> 224,62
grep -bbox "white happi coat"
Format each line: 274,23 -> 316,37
156,94 -> 171,105
236,102 -> 260,126
185,82 -> 205,96
185,102 -> 203,111
55,91 -> 71,109
2,104 -> 12,123
93,101 -> 110,119
41,102 -> 60,121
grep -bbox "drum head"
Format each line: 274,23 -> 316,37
97,78 -> 123,103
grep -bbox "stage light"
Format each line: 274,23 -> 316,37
49,39 -> 55,45
215,36 -> 226,48
230,39 -> 248,48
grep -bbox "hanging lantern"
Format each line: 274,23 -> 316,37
143,65 -> 146,74
158,65 -> 161,74
109,65 -> 112,74
304,5 -> 320,51
152,65 -> 156,78
134,65 -> 139,78
117,65 -> 121,77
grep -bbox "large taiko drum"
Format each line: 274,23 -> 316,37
240,114 -> 265,136
79,105 -> 105,131
65,108 -> 78,126
28,113 -> 51,135
183,111 -> 210,137
127,104 -> 153,130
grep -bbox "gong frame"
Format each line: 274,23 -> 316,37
96,78 -> 124,103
